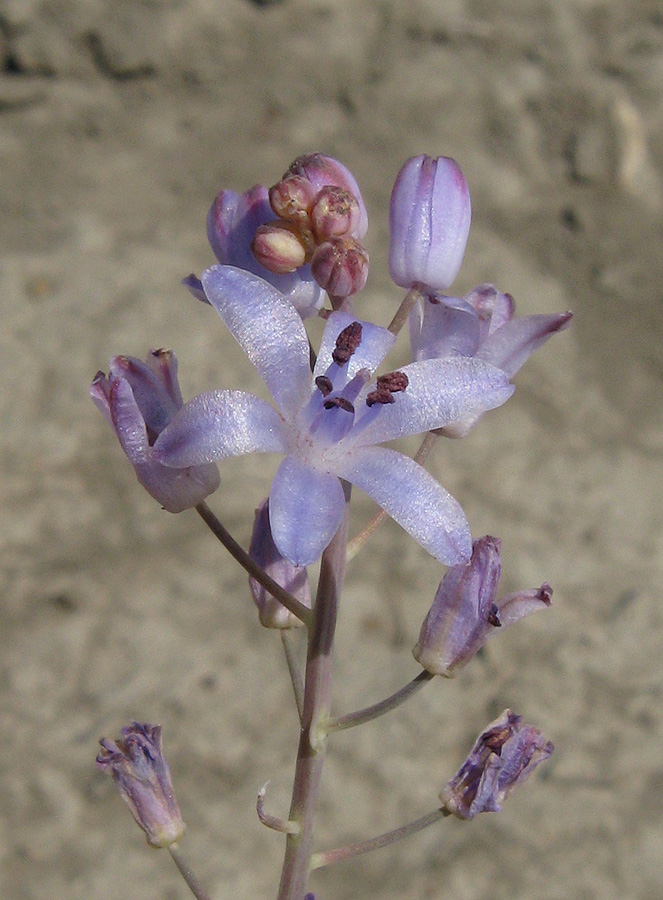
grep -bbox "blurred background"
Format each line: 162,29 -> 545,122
2,1 -> 662,898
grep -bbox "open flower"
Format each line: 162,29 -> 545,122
90,349 -> 220,512
154,266 -> 513,566
410,284 -> 573,437
413,535 -> 552,677
440,709 -> 553,819
97,723 -> 185,848
183,184 -> 324,319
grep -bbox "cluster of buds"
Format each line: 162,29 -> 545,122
251,154 -> 370,302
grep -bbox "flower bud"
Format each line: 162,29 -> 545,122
413,536 -> 551,676
269,175 -> 317,224
97,723 -> 185,848
90,350 -> 220,512
310,237 -> 369,300
252,222 -> 308,274
440,709 -> 553,819
249,499 -> 311,628
285,153 -> 368,239
389,155 -> 471,291
310,186 -> 361,242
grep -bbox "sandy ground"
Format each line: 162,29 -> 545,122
2,1 -> 663,898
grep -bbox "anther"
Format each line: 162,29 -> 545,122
332,321 -> 362,365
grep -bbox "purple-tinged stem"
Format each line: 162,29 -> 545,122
387,286 -> 424,335
281,630 -> 305,723
310,807 -> 449,871
276,483 -> 351,900
168,843 -> 212,900
195,501 -> 312,627
325,670 -> 434,734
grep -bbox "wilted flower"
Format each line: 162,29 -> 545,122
153,265 -> 514,566
249,498 -> 312,628
410,284 -> 573,436
440,709 -> 553,819
389,155 -> 471,292
97,723 -> 185,848
413,535 -> 552,677
90,349 -> 220,512
183,184 -> 324,319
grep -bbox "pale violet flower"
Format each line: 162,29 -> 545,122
154,266 -> 514,566
410,284 -> 573,437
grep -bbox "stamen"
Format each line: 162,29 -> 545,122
332,321 -> 362,365
315,375 -> 333,396
376,372 -> 408,393
487,604 -> 502,628
365,370 -> 409,407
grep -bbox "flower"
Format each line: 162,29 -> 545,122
153,265 -> 514,566
183,184 -> 324,319
389,155 -> 471,292
249,498 -> 312,628
440,709 -> 553,819
96,723 -> 185,848
410,284 -> 573,436
413,535 -> 552,677
90,349 -> 220,512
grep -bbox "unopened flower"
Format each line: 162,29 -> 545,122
410,284 -> 573,436
413,535 -> 552,676
310,237 -> 369,300
440,709 -> 553,819
97,723 -> 185,848
389,155 -> 471,292
249,498 -> 312,628
184,184 -> 324,319
154,265 -> 513,566
90,350 -> 220,512
252,222 -> 308,274
284,153 -> 368,240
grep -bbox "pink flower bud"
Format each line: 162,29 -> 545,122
269,175 -> 317,224
285,153 -> 368,239
389,155 -> 471,291
310,238 -> 369,300
249,499 -> 311,628
310,186 -> 362,242
252,222 -> 308,274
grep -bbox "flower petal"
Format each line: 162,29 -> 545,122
351,357 -> 514,447
269,456 -> 346,565
154,391 -> 287,466
409,295 -> 480,362
477,312 -> 573,378
335,446 -> 471,565
201,266 -> 312,418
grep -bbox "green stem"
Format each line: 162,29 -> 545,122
168,843 -> 212,900
310,808 -> 449,871
195,501 -> 312,627
387,286 -> 424,335
325,670 -> 434,734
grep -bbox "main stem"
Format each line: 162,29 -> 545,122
276,484 -> 351,900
